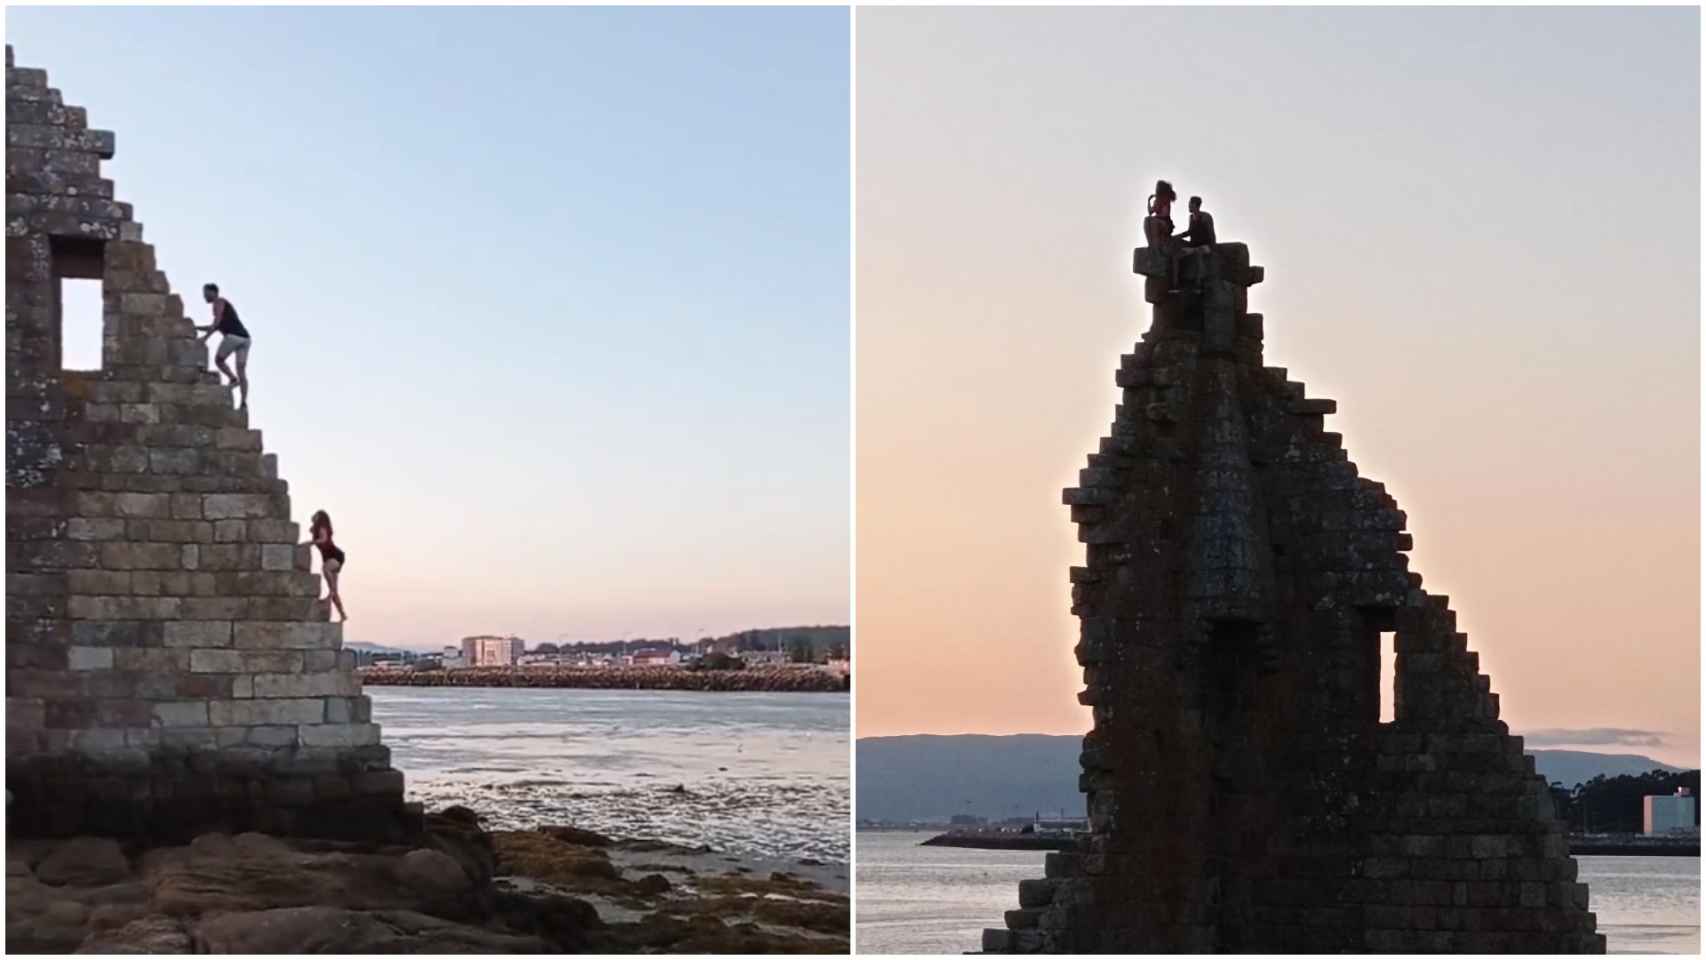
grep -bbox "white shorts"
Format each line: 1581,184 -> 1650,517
216,335 -> 251,363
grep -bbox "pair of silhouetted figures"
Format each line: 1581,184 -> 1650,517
1143,179 -> 1215,293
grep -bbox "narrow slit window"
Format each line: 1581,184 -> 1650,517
59,278 -> 104,371
1380,630 -> 1396,723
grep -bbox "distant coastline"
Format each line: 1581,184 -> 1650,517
360,664 -> 850,693
912,829 -> 1700,858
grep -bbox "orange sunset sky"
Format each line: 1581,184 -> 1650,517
855,6 -> 1700,767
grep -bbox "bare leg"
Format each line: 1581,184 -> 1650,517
234,348 -> 249,409
325,564 -> 347,621
214,356 -> 237,386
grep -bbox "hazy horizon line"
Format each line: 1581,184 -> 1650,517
855,730 -> 1699,764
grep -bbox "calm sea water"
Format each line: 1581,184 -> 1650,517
855,831 -> 1700,954
368,686 -> 849,863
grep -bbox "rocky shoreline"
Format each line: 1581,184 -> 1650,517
360,665 -> 850,693
6,807 -> 849,953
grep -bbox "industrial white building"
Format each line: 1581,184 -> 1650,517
1642,788 -> 1697,835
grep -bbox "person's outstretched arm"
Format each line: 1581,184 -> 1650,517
199,299 -> 225,341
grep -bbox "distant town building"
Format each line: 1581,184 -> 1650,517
628,649 -> 682,666
460,635 -> 526,667
1643,787 -> 1697,835
440,646 -> 466,669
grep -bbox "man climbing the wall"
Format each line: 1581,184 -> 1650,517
196,282 -> 251,409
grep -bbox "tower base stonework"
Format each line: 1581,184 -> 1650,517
6,47 -> 418,842
981,240 -> 1603,953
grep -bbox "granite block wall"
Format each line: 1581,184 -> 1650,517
982,240 -> 1603,953
6,46 -> 416,842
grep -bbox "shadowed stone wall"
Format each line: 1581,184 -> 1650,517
6,47 -> 416,841
981,238 -> 1603,953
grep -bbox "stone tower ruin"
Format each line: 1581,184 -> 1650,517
981,237 -> 1604,952
6,47 -> 417,841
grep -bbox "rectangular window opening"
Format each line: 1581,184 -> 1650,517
50,236 -> 106,372
1380,630 -> 1397,724
59,278 -> 104,371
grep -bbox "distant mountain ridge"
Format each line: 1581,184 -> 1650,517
856,734 -> 1689,823
1527,749 -> 1684,789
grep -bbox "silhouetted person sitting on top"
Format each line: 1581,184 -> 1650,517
1178,196 -> 1215,247
1143,179 -> 1184,291
1176,196 -> 1217,293
1143,179 -> 1177,247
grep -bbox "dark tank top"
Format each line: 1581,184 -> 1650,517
217,299 -> 249,338
313,526 -> 345,565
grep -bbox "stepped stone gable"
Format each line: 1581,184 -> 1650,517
5,47 -> 418,841
982,239 -> 1604,953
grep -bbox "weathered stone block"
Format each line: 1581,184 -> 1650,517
65,517 -> 126,541
69,621 -> 158,648
233,621 -> 341,650
352,769 -> 404,796
252,671 -> 357,698
246,725 -> 300,748
246,518 -> 299,541
112,648 -> 189,673
208,698 -> 325,726
298,723 -> 380,748
1018,878 -> 1057,908
98,541 -> 183,570
267,778 -> 317,807
151,700 -> 209,728
202,493 -> 278,520
65,645 -> 114,671
66,569 -> 132,594
163,620 -> 233,648
196,543 -> 259,571
68,595 -> 181,620
189,649 -> 302,674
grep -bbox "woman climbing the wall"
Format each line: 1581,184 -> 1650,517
309,510 -> 348,622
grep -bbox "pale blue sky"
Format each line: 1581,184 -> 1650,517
12,6 -> 849,649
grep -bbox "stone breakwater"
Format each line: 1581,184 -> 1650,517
359,665 -> 850,693
6,807 -> 850,953
922,831 -> 1075,851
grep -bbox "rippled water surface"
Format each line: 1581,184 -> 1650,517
855,832 -> 1700,954
369,686 -> 849,863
